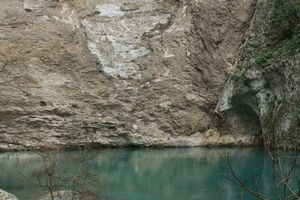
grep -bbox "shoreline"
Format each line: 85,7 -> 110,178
0,131 -> 262,152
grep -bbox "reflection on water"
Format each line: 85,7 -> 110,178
0,147 -> 294,200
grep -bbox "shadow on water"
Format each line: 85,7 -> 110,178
0,147 -> 296,200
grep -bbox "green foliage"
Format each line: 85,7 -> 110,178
270,0 -> 300,41
238,0 -> 300,70
254,33 -> 300,68
276,33 -> 300,54
231,64 -> 253,83
255,49 -> 273,67
231,70 -> 246,83
293,0 -> 300,15
232,0 -> 300,79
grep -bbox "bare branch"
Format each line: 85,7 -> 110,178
227,155 -> 268,200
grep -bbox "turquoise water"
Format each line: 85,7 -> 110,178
0,147 -> 297,200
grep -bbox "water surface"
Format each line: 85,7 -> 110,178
0,147 -> 296,200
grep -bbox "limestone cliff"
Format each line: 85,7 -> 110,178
0,0 -> 266,150
216,0 -> 300,149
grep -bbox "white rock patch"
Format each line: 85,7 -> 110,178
82,0 -> 171,79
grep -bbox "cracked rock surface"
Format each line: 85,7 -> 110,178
0,0 -> 257,150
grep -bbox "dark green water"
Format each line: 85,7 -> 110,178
0,147 -> 297,200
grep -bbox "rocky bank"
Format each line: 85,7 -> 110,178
0,0 -> 299,150
0,189 -> 18,200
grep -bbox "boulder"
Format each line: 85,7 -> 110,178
0,189 -> 18,200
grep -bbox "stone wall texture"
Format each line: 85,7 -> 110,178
0,0 -> 260,150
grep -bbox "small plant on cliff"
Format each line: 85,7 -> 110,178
231,71 -> 246,83
230,65 -> 251,83
254,33 -> 300,68
255,49 -> 274,67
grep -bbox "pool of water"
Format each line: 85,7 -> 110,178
0,147 -> 297,200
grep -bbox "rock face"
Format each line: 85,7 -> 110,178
0,0 -> 259,150
216,0 -> 300,149
0,189 -> 18,200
